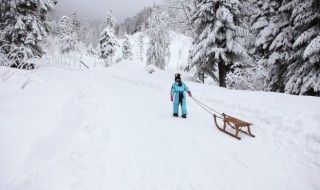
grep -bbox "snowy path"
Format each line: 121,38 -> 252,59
0,63 -> 319,190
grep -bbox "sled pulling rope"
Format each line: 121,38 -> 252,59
191,97 -> 222,116
191,97 -> 255,140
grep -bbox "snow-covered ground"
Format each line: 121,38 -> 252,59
0,59 -> 319,190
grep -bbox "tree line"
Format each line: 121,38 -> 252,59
189,0 -> 320,96
0,0 -> 319,96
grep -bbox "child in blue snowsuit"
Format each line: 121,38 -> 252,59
170,73 -> 192,118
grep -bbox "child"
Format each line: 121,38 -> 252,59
170,73 -> 192,118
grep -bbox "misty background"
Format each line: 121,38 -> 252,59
52,0 -> 155,22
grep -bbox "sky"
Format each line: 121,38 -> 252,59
52,0 -> 155,23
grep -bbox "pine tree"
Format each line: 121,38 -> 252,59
146,7 -> 171,70
250,0 -> 285,59
71,12 -> 81,37
58,16 -> 78,54
245,0 -> 290,92
189,0 -> 251,87
99,28 -> 118,62
122,34 -> 133,60
282,0 -> 320,95
104,8 -> 117,29
227,0 -> 320,96
57,16 -> 71,38
0,0 -> 56,68
99,9 -> 118,65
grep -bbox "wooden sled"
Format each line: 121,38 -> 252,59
213,113 -> 255,140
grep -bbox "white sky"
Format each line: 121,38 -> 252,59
52,0 -> 155,23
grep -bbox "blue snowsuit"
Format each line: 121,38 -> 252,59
171,82 -> 190,115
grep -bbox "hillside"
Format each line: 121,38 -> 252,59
0,60 -> 319,190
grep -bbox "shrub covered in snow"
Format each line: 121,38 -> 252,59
226,58 -> 270,91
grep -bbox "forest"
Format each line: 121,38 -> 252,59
0,0 -> 319,96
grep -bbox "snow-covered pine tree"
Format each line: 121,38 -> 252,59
249,0 -> 284,59
146,7 -> 171,70
227,0 -> 319,96
99,9 -> 118,65
282,0 -> 320,95
104,8 -> 117,29
99,29 -> 118,64
57,16 -> 70,38
246,0 -> 292,92
122,34 -> 133,60
0,0 -> 56,68
57,16 -> 78,54
226,0 -> 284,91
71,12 -> 81,37
189,0 -> 251,87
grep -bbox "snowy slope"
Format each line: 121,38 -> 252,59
0,60 -> 319,190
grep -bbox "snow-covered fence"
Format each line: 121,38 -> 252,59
32,53 -> 97,69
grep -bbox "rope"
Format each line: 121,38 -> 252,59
190,96 -> 223,116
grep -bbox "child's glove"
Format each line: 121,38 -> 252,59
188,91 -> 192,97
170,96 -> 173,102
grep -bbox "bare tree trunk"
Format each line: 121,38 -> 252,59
202,73 -> 205,83
218,61 -> 226,87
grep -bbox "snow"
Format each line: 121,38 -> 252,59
303,35 -> 320,59
1,58 -> 320,189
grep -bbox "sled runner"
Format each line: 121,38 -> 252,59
213,113 -> 255,140
191,96 -> 255,140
